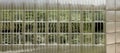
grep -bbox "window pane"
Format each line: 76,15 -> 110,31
24,11 -> 36,21
94,34 -> 105,44
83,34 -> 93,44
14,22 -> 22,32
0,10 -> 105,44
49,23 -> 57,33
37,22 -> 45,33
72,23 -> 80,33
1,11 -> 12,21
83,23 -> 92,33
59,11 -> 70,21
48,11 -> 57,21
94,11 -> 105,21
59,34 -> 68,44
36,34 -> 46,44
95,22 -> 104,33
2,22 -> 11,33
25,22 -> 34,32
82,11 -> 93,21
36,11 -> 46,21
48,34 -> 57,44
71,11 -> 81,21
60,23 -> 68,33
71,34 -> 81,44
23,34 -> 34,44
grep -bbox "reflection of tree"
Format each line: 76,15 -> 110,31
59,34 -> 68,44
48,35 -> 57,44
0,11 -> 105,44
25,23 -> 33,32
37,12 -> 46,21
24,35 -> 34,44
83,23 -> 92,33
95,34 -> 104,44
71,35 -> 80,44
36,35 -> 45,44
0,11 -> 105,21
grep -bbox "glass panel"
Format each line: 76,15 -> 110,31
36,11 -> 46,21
1,11 -> 12,21
1,34 -> 11,44
94,11 -> 105,21
1,34 -> 20,44
37,22 -> 45,33
25,22 -> 34,33
95,22 -> 104,33
83,23 -> 92,33
59,11 -> 70,21
48,34 -> 57,44
71,11 -> 81,21
24,34 -> 34,44
94,34 -> 105,44
48,0 -> 57,10
72,23 -> 80,33
48,11 -> 57,21
60,23 -> 68,33
14,22 -> 22,32
0,11 -> 20,21
71,34 -> 81,44
36,34 -> 46,44
83,34 -> 93,44
59,34 -> 68,44
13,34 -> 21,44
24,11 -> 36,21
49,23 -> 57,33
82,11 -> 93,22
1,22 -> 11,33
37,0 -> 47,10
14,11 -> 24,21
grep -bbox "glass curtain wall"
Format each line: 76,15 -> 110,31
0,0 -> 106,53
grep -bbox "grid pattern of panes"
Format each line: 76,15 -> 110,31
0,10 -> 105,45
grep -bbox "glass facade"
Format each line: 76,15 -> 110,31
0,0 -> 109,53
0,10 -> 105,44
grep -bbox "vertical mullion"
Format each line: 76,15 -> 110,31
33,1 -> 37,52
80,11 -> 84,53
84,11 -> 86,53
86,11 -> 88,52
2,11 -> 4,51
10,10 -> 14,51
92,8 -> 95,53
10,3 -> 14,46
103,7 -> 106,53
86,0 -> 89,52
22,2 -> 25,50
56,1 -> 60,53
6,11 -> 9,51
95,11 -> 98,45
104,9 -> 106,53
89,0 -> 92,52
18,19 -> 20,44
45,1 -> 49,53
0,11 -> 2,51
2,28 -> 4,51
68,4 -> 72,53
34,11 -> 37,44
99,10 -> 102,52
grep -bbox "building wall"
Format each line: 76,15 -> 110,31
106,0 -> 120,53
